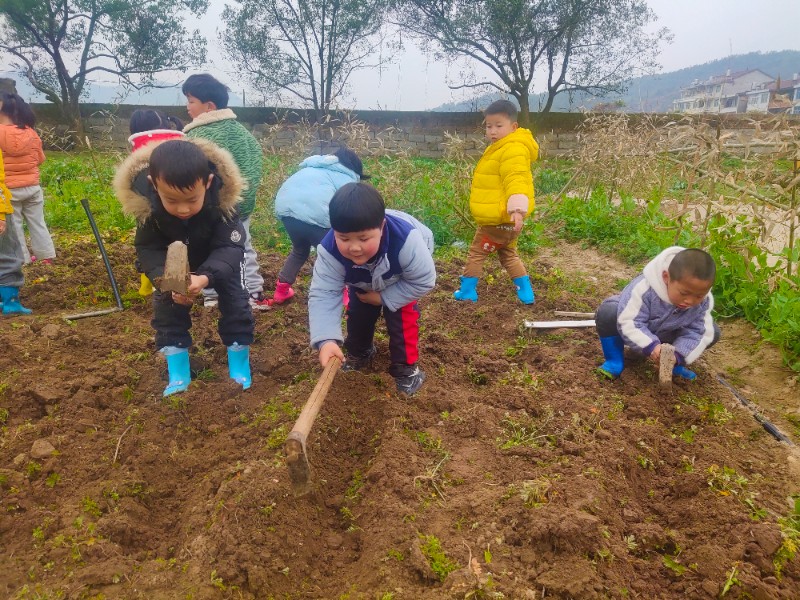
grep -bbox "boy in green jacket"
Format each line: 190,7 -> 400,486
182,73 -> 269,311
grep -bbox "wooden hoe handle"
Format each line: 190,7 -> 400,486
284,357 -> 341,493
290,356 -> 342,440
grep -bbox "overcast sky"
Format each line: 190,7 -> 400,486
194,0 -> 800,111
3,1 -> 799,109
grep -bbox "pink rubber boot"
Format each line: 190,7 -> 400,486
271,280 -> 295,305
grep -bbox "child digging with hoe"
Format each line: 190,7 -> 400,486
308,182 -> 436,396
113,139 -> 255,396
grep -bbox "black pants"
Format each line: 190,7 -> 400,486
595,296 -> 720,347
278,216 -> 330,285
345,287 -> 420,378
153,265 -> 254,349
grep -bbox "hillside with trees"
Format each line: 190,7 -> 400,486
434,49 -> 800,113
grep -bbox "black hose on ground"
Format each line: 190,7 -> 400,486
716,375 -> 794,445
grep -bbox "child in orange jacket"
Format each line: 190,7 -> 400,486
0,147 -> 31,314
0,92 -> 55,265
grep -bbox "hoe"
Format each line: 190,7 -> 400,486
284,356 -> 342,496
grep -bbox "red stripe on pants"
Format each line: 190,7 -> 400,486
398,302 -> 419,365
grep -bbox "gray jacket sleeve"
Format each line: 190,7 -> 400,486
308,244 -> 347,349
380,229 -> 437,312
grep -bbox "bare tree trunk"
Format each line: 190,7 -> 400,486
518,93 -> 531,127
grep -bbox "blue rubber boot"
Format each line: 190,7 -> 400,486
512,275 -> 535,304
0,286 -> 32,315
161,346 -> 190,397
597,336 -> 625,379
672,365 -> 697,381
227,343 -> 252,390
453,276 -> 478,302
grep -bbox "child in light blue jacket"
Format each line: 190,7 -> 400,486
269,148 -> 367,305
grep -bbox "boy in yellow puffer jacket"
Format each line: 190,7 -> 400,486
454,100 -> 539,304
0,147 -> 31,314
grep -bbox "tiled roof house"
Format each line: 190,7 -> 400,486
673,69 -> 775,114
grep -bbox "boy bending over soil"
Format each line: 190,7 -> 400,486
309,182 -> 436,396
595,246 -> 720,381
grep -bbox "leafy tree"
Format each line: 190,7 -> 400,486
221,0 -> 390,118
393,0 -> 670,123
0,0 -> 209,140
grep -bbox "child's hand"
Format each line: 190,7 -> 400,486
356,290 -> 382,306
507,194 -> 528,232
0,220 -> 5,235
649,344 -> 662,363
171,274 -> 210,306
187,274 -> 210,295
319,341 -> 344,367
171,292 -> 194,306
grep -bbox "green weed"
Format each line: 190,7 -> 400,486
418,534 -> 459,582
81,496 -> 102,518
774,496 -> 800,578
25,462 -> 42,479
497,410 -> 553,450
707,464 -> 766,520
720,563 -> 741,596
345,470 -> 365,501
678,393 -> 732,425
499,364 -> 540,390
264,425 -> 289,451
518,477 -> 554,508
386,548 -> 405,562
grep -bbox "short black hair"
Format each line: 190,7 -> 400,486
668,249 -> 716,283
333,147 -> 368,180
329,183 -> 385,233
0,92 -> 36,128
484,99 -> 518,121
181,73 -> 229,109
149,140 -> 212,191
129,109 -> 184,134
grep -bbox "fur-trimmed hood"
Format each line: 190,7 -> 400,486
113,137 -> 244,223
182,108 -> 238,133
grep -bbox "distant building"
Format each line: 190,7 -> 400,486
672,69 -> 776,114
794,80 -> 800,115
769,74 -> 800,114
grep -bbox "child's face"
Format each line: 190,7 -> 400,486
484,113 -> 518,143
333,223 -> 384,265
662,271 -> 713,309
185,94 -> 216,120
150,175 -> 213,220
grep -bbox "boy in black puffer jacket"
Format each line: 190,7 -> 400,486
113,139 -> 254,396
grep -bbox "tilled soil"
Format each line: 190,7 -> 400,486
1,237 -> 799,599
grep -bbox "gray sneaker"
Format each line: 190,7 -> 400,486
395,367 -> 426,395
342,345 -> 377,372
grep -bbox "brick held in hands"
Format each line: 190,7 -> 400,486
659,343 -> 676,390
159,241 -> 190,295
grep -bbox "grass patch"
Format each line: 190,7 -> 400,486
418,534 -> 459,581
